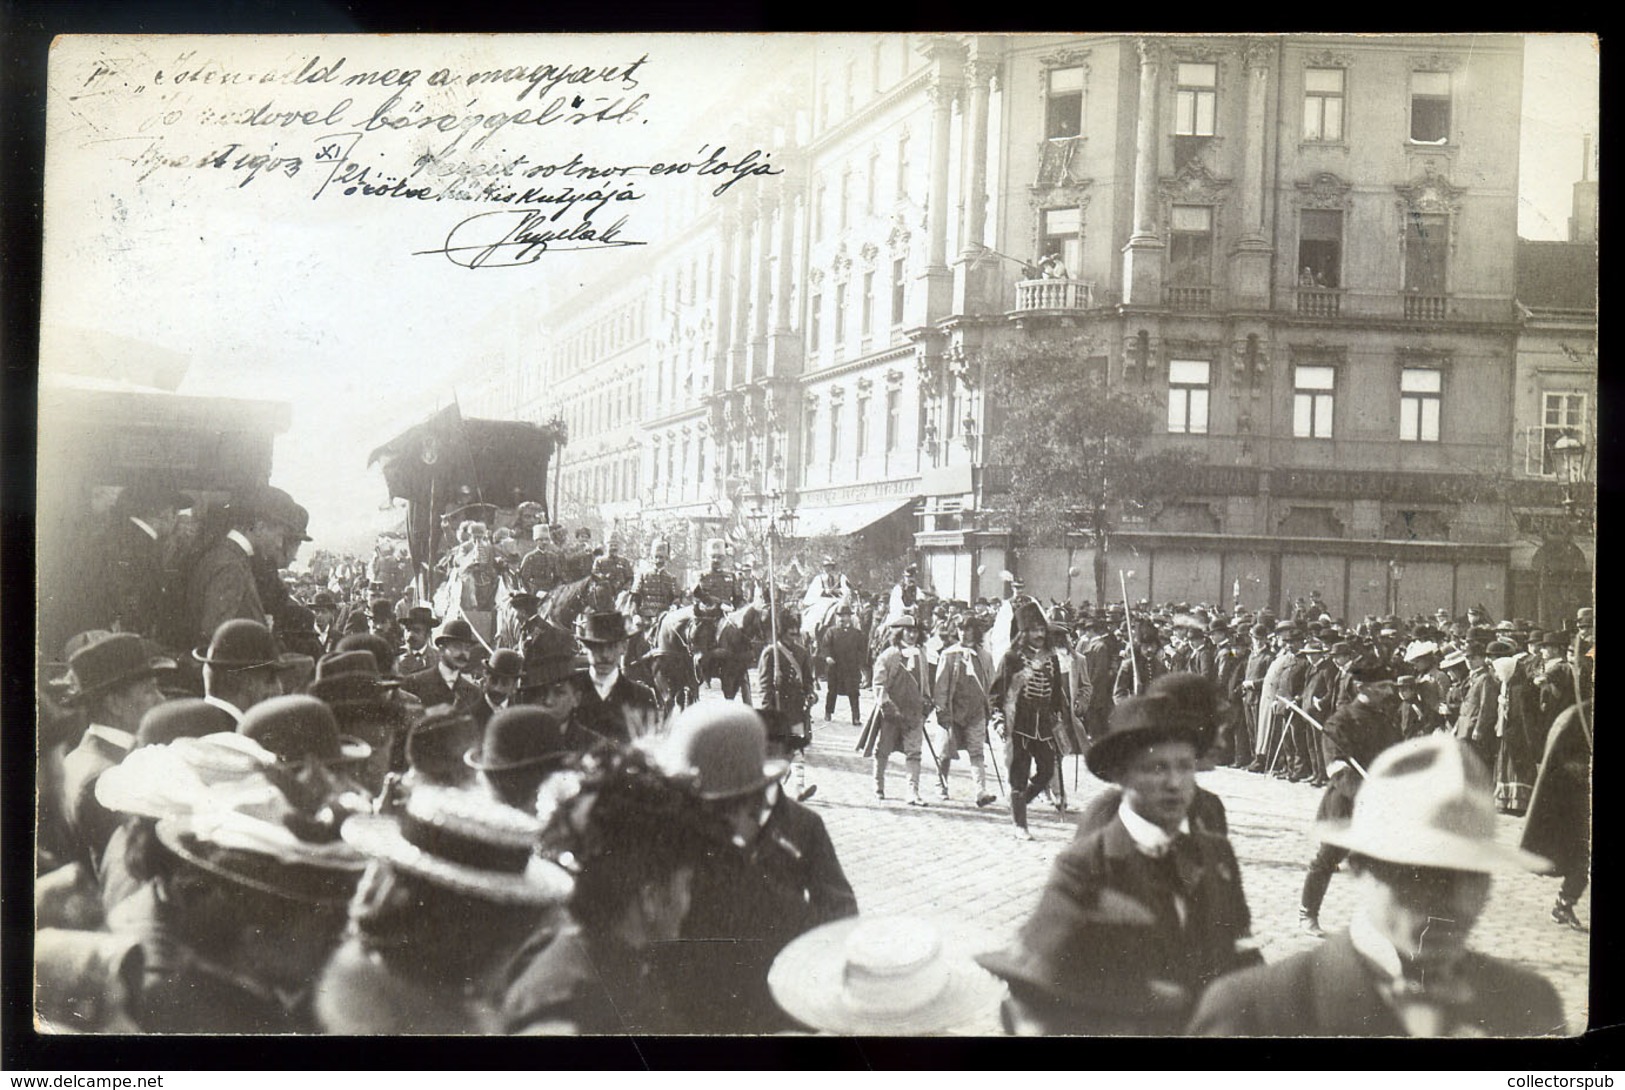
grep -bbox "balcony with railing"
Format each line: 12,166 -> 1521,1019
1014,278 -> 1096,313
1296,288 -> 1342,317
1164,285 -> 1214,311
1402,292 -> 1449,321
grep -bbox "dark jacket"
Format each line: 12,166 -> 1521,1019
652,797 -> 858,1034
398,664 -> 482,712
820,625 -> 870,691
990,814 -> 1257,1035
571,670 -> 660,746
1188,929 -> 1566,1037
1521,702 -> 1591,878
100,517 -> 169,638
757,639 -> 816,717
185,536 -> 265,648
502,923 -> 669,1035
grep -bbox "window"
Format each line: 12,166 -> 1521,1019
885,388 -> 900,452
1532,392 -> 1588,475
808,292 -> 821,352
1168,205 -> 1214,284
1167,360 -> 1211,434
857,395 -> 871,457
834,283 -> 847,343
896,134 -> 910,199
814,181 -> 826,240
829,400 -> 843,461
844,60 -> 856,115
1046,66 -> 1084,139
839,171 -> 851,231
1293,365 -> 1336,439
804,406 -> 818,469
861,271 -> 874,335
1404,212 -> 1448,294
1303,69 -> 1346,141
1298,210 -> 1342,289
1040,207 -> 1082,280
1174,61 -> 1216,169
867,151 -> 879,214
1399,368 -> 1441,442
1410,71 -> 1450,144
891,258 -> 906,323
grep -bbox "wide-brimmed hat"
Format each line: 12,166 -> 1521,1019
400,606 -> 440,629
1438,649 -> 1468,670
341,785 -> 572,905
1402,640 -> 1439,663
193,619 -> 307,672
464,706 -> 575,774
1317,735 -> 1550,873
578,611 -> 633,646
97,733 -> 279,819
1085,694 -> 1201,782
434,618 -> 478,647
154,810 -> 366,906
237,695 -> 372,765
61,633 -> 174,705
768,916 -> 1003,1035
658,703 -> 787,801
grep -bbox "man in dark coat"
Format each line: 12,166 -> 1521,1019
977,694 -> 1259,1034
94,482 -> 188,640
397,618 -> 482,711
819,604 -> 869,726
1522,700 -> 1592,931
1078,618 -> 1122,743
184,487 -> 309,648
571,612 -> 661,745
1191,736 -> 1565,1037
1297,681 -> 1401,937
650,704 -> 858,1034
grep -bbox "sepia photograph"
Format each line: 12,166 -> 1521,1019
26,28 -> 1597,1047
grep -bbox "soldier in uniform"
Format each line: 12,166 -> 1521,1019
517,524 -> 563,596
692,538 -> 743,610
600,537 -> 635,596
630,538 -> 681,616
561,527 -> 597,584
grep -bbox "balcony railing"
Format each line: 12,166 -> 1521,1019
1402,293 -> 1448,321
1014,278 -> 1095,312
1296,288 -> 1342,317
1164,285 -> 1213,311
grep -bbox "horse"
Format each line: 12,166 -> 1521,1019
645,603 -> 718,716
698,601 -> 762,703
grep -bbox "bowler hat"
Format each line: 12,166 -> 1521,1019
486,648 -> 524,679
133,698 -> 234,748
63,633 -> 174,705
768,916 -> 1004,1036
1486,639 -> 1518,658
341,785 -> 571,905
334,633 -> 399,675
193,619 -> 306,673
369,597 -> 394,618
507,591 -> 541,610
1084,695 -> 1201,782
1317,735 -> 1549,873
434,618 -> 478,647
253,487 -> 312,541
1540,632 -> 1567,649
577,611 -> 633,646
400,606 -> 440,629
887,612 -> 924,632
311,590 -> 338,610
658,703 -> 787,800
464,706 -> 574,773
342,612 -> 373,635
403,707 -> 480,787
309,650 -> 400,706
237,694 -> 372,765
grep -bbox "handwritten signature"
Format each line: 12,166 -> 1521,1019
415,208 -> 644,268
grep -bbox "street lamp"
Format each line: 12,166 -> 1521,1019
1552,434 -> 1588,520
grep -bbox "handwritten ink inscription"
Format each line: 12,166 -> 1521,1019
57,42 -> 785,268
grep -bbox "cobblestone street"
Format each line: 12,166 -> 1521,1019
704,681 -> 1592,1037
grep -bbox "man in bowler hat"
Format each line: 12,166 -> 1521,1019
397,618 -> 483,711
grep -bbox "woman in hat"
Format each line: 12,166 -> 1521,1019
1523,700 -> 1592,931
861,612 -> 934,806
319,784 -> 572,1033
105,754 -> 368,1032
1190,736 -> 1564,1036
501,746 -> 713,1034
988,601 -> 1069,839
978,694 -> 1259,1034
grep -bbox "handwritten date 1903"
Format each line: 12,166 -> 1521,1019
417,208 -> 643,268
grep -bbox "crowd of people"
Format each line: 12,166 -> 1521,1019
34,480 -> 1592,1037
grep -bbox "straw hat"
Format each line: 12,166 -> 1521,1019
768,916 -> 1004,1035
340,785 -> 572,906
1317,735 -> 1550,873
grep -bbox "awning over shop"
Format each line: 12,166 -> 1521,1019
792,496 -> 916,539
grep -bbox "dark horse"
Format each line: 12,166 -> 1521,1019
697,601 -> 762,703
645,603 -> 719,716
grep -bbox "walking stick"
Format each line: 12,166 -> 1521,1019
1120,571 -> 1142,695
1276,696 -> 1368,778
918,712 -> 951,794
985,728 -> 1005,794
